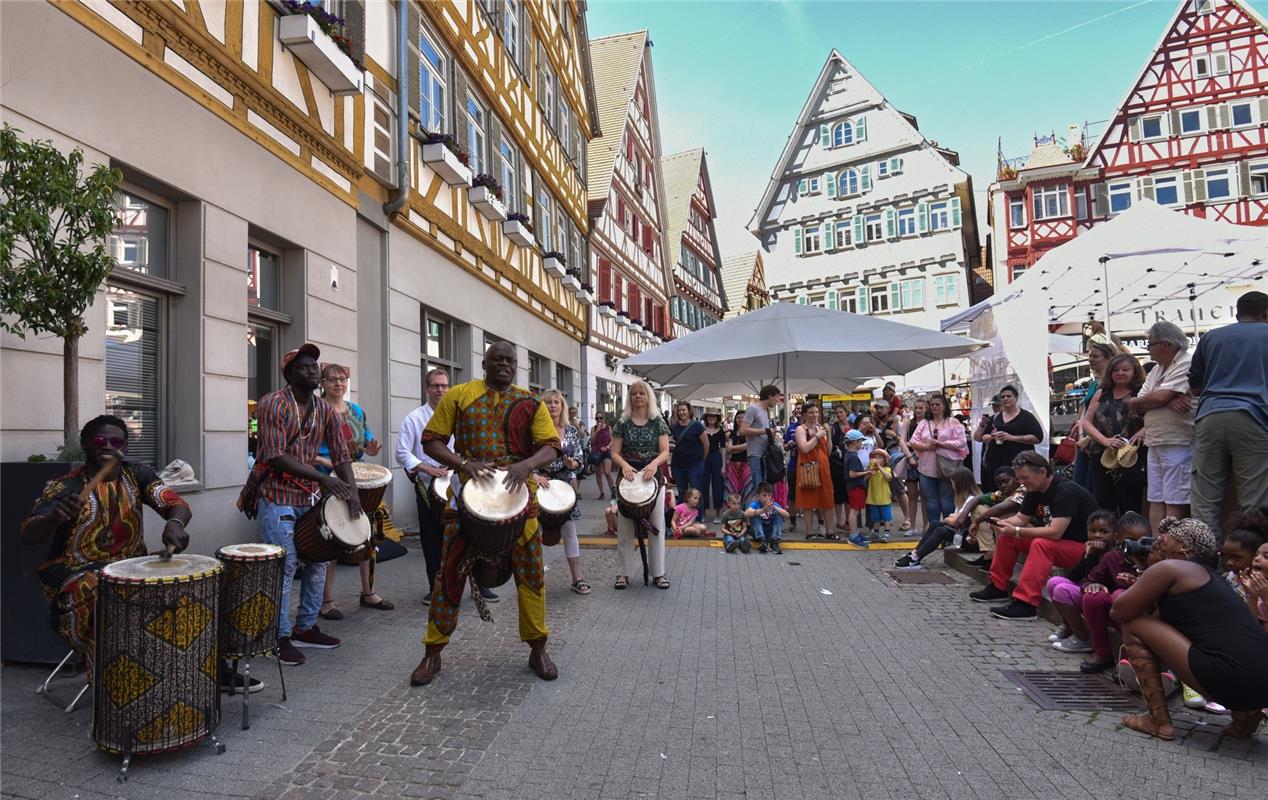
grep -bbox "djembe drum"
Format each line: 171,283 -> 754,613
616,473 -> 663,586
216,543 -> 287,730
93,554 -> 225,780
293,494 -> 371,563
458,470 -> 529,598
536,479 -> 577,547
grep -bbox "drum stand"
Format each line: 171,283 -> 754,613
35,650 -> 90,713
229,647 -> 288,730
116,706 -> 225,782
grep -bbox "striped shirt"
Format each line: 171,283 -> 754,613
255,387 -> 351,507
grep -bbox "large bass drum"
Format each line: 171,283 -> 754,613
616,473 -> 661,521
94,555 -> 223,760
536,480 -> 576,547
215,543 -> 285,660
293,494 -> 371,563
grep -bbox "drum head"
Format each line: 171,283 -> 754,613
218,543 -> 285,560
431,476 -> 452,501
100,554 -> 221,581
537,480 -> 577,514
323,496 -> 372,546
463,470 -> 529,522
352,462 -> 393,489
619,474 -> 657,504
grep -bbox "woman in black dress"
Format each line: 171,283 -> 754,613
829,404 -> 852,532
982,385 -> 1043,479
700,408 -> 728,524
1111,518 -> 1268,741
1082,354 -> 1146,515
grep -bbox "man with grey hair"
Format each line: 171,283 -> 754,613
1130,320 -> 1194,530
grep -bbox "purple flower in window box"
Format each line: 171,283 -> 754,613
472,173 -> 504,202
422,132 -> 470,166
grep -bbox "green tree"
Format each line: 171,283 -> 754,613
1,125 -> 122,450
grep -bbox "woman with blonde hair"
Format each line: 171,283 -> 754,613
536,389 -> 590,594
610,380 -> 671,590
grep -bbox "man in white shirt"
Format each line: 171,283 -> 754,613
397,368 -> 477,603
1129,321 -> 1195,531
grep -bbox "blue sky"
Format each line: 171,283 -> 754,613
586,0 -> 1227,257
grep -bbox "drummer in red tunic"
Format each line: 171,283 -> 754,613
410,342 -> 562,686
21,415 -> 191,682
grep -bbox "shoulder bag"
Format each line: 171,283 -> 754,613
236,399 -> 315,519
761,429 -> 787,483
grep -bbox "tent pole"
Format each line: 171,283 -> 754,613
1188,282 -> 1199,341
781,352 -> 789,426
1099,256 -> 1112,336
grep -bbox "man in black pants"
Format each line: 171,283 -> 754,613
395,368 -> 497,604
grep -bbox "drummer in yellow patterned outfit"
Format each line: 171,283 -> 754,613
410,342 -> 562,686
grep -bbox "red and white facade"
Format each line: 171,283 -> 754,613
662,148 -> 726,339
989,0 -> 1268,289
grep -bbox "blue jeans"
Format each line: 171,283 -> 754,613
723,532 -> 748,549
701,450 -> 725,510
1072,449 -> 1093,492
746,454 -> 766,499
672,462 -> 705,501
917,473 -> 955,531
751,513 -> 783,543
258,500 -> 325,639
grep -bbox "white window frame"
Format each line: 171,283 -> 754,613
834,222 -> 852,249
1140,113 -> 1165,140
503,0 -> 521,67
864,213 -> 883,242
418,27 -> 447,134
808,176 -> 821,195
499,136 -> 517,212
465,92 -> 486,175
928,201 -> 949,231
802,225 -> 821,254
1204,166 -> 1234,201
832,121 -> 853,147
1108,180 -> 1133,214
1153,173 -> 1182,207
538,188 -> 553,251
897,207 -> 917,236
1229,100 -> 1256,128
898,278 -> 924,311
1248,160 -> 1268,197
1075,191 -> 1088,221
1009,198 -> 1026,229
1178,107 -> 1205,135
1032,185 -> 1070,221
877,160 -> 889,179
838,169 -> 859,196
869,284 -> 891,314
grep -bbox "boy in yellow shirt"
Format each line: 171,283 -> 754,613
865,450 -> 894,542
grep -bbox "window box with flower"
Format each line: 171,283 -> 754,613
470,174 -> 507,222
561,269 -> 582,291
597,301 -> 617,319
278,1 -> 364,95
420,132 -> 473,187
503,212 -> 535,248
616,309 -> 631,329
574,281 -> 596,305
542,250 -> 567,279
627,316 -> 644,333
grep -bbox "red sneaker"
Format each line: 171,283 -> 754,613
292,626 -> 340,649
277,637 -> 305,666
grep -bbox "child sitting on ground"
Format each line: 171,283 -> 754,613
1071,511 -> 1151,674
745,482 -> 789,554
865,450 -> 894,542
719,493 -> 751,554
672,488 -> 709,539
1044,509 -> 1118,655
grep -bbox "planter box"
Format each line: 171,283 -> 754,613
470,186 -> 507,222
543,256 -> 567,279
574,289 -> 595,305
503,220 -> 535,247
422,143 -> 473,187
598,304 -> 617,319
561,274 -> 582,291
279,14 -> 364,95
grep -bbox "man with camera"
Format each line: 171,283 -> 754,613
969,451 -> 1098,620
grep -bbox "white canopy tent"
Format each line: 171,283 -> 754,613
622,303 -> 987,407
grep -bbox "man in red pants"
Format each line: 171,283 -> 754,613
970,452 -> 1098,620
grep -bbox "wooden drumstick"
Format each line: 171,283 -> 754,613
79,454 -> 119,503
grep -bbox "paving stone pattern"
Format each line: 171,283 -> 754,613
2,527 -> 1264,800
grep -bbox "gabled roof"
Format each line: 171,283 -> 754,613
720,251 -> 766,317
661,148 -> 706,261
585,31 -> 648,216
1082,0 -> 1268,168
1025,142 -> 1073,170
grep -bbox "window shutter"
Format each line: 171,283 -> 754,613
820,124 -> 829,147
1138,176 -> 1155,201
950,196 -> 963,227
1214,52 -> 1229,75
1168,109 -> 1181,136
823,219 -> 834,250
826,171 -> 837,197
827,289 -> 838,310
407,4 -> 421,121
860,164 -> 872,192
599,260 -> 612,302
1093,183 -> 1109,216
1128,116 -> 1141,142
453,70 -> 471,159
1189,169 -> 1207,202
916,201 -> 929,233
1216,103 -> 1230,129
889,283 -> 900,310
884,207 -> 897,239
793,227 -> 803,255
1206,106 -> 1220,130
854,116 -> 867,142
1238,161 -> 1252,197
852,214 -> 865,243
1260,98 -> 1268,123
344,1 -> 367,66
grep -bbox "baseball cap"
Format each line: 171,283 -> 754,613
990,395 -> 1002,406
281,342 -> 321,374
845,429 -> 866,442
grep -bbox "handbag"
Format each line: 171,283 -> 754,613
761,430 -> 787,482
797,459 -> 821,490
236,398 -> 314,519
1053,427 -> 1078,466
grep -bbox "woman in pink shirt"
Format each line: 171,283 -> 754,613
908,393 -> 968,531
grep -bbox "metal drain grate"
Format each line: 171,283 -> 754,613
887,570 -> 956,585
1002,670 -> 1143,711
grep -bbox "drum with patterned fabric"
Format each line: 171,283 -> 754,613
215,543 -> 285,659
93,555 -> 222,758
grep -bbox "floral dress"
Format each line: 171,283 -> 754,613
544,423 -> 583,521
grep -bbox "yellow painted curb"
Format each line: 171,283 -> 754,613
575,536 -> 913,552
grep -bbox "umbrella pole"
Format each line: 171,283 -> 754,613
1099,256 -> 1113,336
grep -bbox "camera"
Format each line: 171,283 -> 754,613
1122,537 -> 1155,559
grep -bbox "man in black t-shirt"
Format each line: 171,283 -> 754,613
969,452 -> 1098,620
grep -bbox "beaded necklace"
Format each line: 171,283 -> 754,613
288,387 -> 317,441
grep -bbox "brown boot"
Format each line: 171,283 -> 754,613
1224,709 -> 1263,739
409,644 -> 444,686
1120,641 -> 1175,741
527,637 -> 558,681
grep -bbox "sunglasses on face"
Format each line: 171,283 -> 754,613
92,435 -> 127,450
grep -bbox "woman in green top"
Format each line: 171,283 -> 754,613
610,380 -> 671,590
1073,334 -> 1119,491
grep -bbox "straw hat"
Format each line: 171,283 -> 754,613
1100,447 -> 1120,470
1116,443 -> 1140,469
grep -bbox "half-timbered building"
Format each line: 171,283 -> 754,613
0,0 -> 598,542
583,31 -> 673,420
720,252 -> 770,320
748,50 -> 981,388
662,148 -> 727,338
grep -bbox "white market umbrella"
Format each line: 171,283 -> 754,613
664,377 -> 862,402
622,302 -> 986,387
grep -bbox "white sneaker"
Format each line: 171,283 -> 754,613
1052,636 -> 1093,653
1047,625 -> 1071,643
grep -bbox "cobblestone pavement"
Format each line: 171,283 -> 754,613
3,512 -> 1264,800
